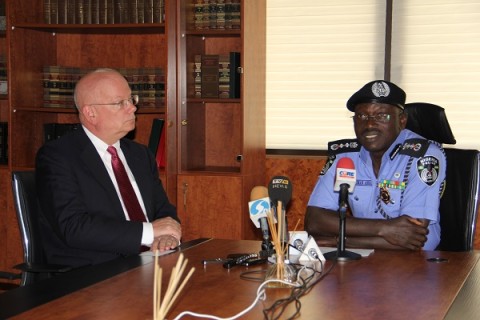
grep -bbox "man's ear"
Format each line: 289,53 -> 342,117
81,105 -> 97,123
399,111 -> 408,129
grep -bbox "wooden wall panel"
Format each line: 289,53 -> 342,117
265,156 -> 327,232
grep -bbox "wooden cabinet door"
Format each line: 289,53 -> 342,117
177,174 -> 244,241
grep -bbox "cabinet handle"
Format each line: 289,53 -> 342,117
183,182 -> 188,211
181,119 -> 188,126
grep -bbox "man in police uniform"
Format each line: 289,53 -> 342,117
305,80 -> 446,250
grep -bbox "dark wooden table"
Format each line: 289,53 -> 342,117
1,238 -> 479,319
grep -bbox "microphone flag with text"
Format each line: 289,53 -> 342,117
334,157 -> 356,210
268,176 -> 293,247
248,186 -> 273,251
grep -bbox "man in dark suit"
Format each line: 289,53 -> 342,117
36,68 -> 181,268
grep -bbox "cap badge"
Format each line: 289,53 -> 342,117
371,81 -> 391,98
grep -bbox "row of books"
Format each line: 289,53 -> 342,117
43,66 -> 166,108
0,55 -> 7,95
44,0 -> 165,24
0,122 -> 7,165
194,52 -> 240,99
193,0 -> 241,30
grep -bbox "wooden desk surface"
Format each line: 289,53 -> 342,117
4,239 -> 480,320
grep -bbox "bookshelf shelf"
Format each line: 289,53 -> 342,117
185,29 -> 241,37
176,0 -> 266,242
13,23 -> 166,34
186,98 -> 241,104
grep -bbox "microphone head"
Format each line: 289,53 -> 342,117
334,157 -> 356,193
268,176 -> 293,207
337,157 -> 355,170
250,186 -> 268,201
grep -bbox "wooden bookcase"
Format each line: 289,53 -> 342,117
0,0 -> 266,277
176,0 -> 266,241
0,0 -> 178,276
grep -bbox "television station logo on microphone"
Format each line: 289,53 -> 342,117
270,177 -> 290,189
249,198 -> 270,216
338,169 -> 356,180
248,197 -> 272,228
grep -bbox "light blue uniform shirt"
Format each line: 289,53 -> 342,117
308,129 -> 446,250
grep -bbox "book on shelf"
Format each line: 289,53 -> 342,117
218,54 -> 230,99
229,51 -> 241,98
75,0 -> 85,24
216,0 -> 226,29
148,118 -> 166,169
50,0 -> 59,24
194,52 -> 240,99
201,54 -> 220,98
193,54 -> 202,98
193,0 -> 203,29
230,0 -> 241,29
43,66 -> 80,108
0,122 -> 7,165
148,118 -> 164,155
153,0 -> 165,23
193,0 -> 233,30
91,0 -> 100,24
58,0 -> 67,24
44,0 -> 51,23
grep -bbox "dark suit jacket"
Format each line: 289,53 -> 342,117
36,127 -> 178,268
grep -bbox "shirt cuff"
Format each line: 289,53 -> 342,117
141,222 -> 154,246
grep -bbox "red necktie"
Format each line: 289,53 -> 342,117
107,146 -> 147,223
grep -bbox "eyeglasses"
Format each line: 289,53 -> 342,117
90,94 -> 139,109
351,112 -> 403,123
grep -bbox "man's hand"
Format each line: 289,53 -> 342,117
152,216 -> 182,243
151,234 -> 180,252
379,215 -> 429,250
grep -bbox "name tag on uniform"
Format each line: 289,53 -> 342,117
356,180 -> 372,186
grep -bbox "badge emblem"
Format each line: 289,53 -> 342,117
379,186 -> 394,204
417,156 -> 440,186
371,81 -> 391,98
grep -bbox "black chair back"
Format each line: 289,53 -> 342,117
12,170 -> 71,285
438,149 -> 480,251
405,103 -> 480,251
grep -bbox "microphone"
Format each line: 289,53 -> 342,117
268,176 -> 293,248
334,157 -> 356,209
325,157 -> 361,262
248,186 -> 272,251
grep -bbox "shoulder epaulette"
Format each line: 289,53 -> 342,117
327,139 -> 361,156
398,138 -> 430,158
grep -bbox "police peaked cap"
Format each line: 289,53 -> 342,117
346,80 -> 406,112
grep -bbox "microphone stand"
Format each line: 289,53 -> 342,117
324,184 -> 361,261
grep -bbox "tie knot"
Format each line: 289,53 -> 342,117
107,146 -> 118,157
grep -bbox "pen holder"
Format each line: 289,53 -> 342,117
264,260 -> 297,288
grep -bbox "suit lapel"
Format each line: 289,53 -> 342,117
76,130 -> 126,218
